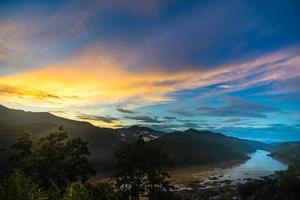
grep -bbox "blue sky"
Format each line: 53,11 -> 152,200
0,0 -> 299,141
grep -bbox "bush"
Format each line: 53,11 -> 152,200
0,169 -> 46,200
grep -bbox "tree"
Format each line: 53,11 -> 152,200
237,165 -> 300,200
9,127 -> 95,193
114,136 -> 172,200
10,132 -> 36,178
0,141 -> 9,180
65,183 -> 124,200
0,169 -> 45,200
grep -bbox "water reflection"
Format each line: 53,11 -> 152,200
217,150 -> 288,182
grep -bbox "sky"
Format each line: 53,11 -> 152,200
0,0 -> 299,142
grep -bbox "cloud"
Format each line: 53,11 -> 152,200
0,22 -> 30,67
162,116 -> 176,120
197,96 -> 278,118
223,118 -> 247,123
117,107 -> 135,114
0,44 -> 299,126
219,123 -> 300,142
77,114 -> 118,123
0,83 -> 65,100
49,110 -> 65,115
125,115 -> 163,123
259,75 -> 300,96
168,109 -> 195,117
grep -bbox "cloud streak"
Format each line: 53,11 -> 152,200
0,44 -> 299,124
0,0 -> 299,132
117,107 -> 135,114
197,96 -> 278,118
77,114 -> 119,124
125,115 -> 163,124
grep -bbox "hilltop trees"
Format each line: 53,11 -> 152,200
33,127 -> 95,190
0,169 -> 46,200
114,136 -> 174,200
1,128 -> 176,200
1,127 -> 95,198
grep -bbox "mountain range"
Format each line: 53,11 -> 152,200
1,104 -> 296,172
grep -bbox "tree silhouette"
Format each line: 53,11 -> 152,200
114,136 -> 173,200
0,169 -> 46,200
9,127 -> 95,193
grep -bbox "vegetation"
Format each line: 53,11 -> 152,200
268,141 -> 300,165
0,127 -> 95,199
0,105 -> 265,172
150,129 -> 258,167
114,136 -> 174,200
0,169 -> 46,200
0,127 -> 176,200
1,105 -> 299,199
0,105 -> 123,172
238,165 -> 300,200
9,127 -> 95,192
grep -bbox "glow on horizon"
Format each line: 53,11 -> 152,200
1,45 -> 299,128
0,0 -> 299,141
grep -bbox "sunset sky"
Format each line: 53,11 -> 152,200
0,0 -> 299,141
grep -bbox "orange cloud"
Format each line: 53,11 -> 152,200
0,44 -> 299,127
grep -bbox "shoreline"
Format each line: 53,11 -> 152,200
170,159 -> 246,185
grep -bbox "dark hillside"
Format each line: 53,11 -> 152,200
150,129 -> 259,167
268,141 -> 300,165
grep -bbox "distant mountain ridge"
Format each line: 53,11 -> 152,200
0,104 -> 265,171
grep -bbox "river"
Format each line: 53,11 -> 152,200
173,150 -> 289,196
209,150 -> 288,183
171,150 -> 288,187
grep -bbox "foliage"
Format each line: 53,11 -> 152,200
238,165 -> 300,200
47,181 -> 61,200
148,188 -> 181,200
269,141 -> 300,165
10,127 -> 95,192
0,169 -> 46,200
0,104 -> 123,172
64,183 -> 124,200
114,136 -> 173,200
150,129 -> 257,167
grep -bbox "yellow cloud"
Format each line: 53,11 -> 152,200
0,45 -> 193,110
1,44 -> 299,127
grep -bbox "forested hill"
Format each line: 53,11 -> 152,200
0,105 -> 123,171
1,104 -> 264,171
268,141 -> 300,165
150,129 -> 261,167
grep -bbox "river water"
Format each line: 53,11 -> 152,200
212,150 -> 288,182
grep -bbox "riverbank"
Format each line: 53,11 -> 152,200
170,159 -> 246,185
169,150 -> 288,199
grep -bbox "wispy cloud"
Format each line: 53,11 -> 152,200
223,118 -> 247,123
0,83 -> 71,100
168,96 -> 278,119
196,96 -> 278,118
77,113 -> 119,124
0,45 -> 299,123
125,115 -> 163,123
168,109 -> 195,117
162,116 -> 177,120
117,107 -> 135,114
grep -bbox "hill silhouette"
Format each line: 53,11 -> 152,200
0,104 -> 265,172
